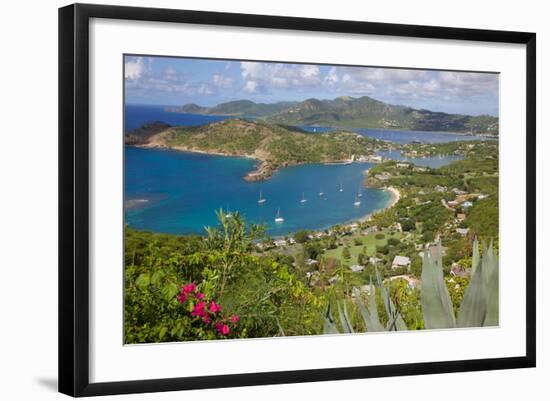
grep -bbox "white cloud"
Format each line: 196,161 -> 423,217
212,74 -> 234,89
322,66 -> 498,104
244,81 -> 258,93
125,57 -> 145,80
240,62 -> 321,93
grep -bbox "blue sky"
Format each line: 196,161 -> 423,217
124,55 -> 499,116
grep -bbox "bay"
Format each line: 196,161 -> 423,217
124,105 -> 471,236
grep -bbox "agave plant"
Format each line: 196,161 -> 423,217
422,239 -> 499,329
323,238 -> 498,333
323,269 -> 408,334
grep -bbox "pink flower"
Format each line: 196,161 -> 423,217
230,315 -> 239,323
182,283 -> 197,295
191,301 -> 206,318
195,292 -> 205,300
209,301 -> 221,313
176,293 -> 187,304
214,322 -> 230,335
202,315 -> 211,324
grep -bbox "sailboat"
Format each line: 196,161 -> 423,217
274,208 -> 284,223
357,188 -> 363,198
300,192 -> 307,203
257,191 -> 266,204
319,187 -> 324,196
339,183 -> 344,192
354,195 -> 361,206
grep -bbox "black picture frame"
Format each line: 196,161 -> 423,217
59,3 -> 536,397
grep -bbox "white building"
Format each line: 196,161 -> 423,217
391,255 -> 411,270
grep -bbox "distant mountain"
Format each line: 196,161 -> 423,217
267,96 -> 499,134
166,100 -> 297,118
166,96 -> 498,134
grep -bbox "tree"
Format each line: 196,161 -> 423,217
401,219 -> 415,232
387,237 -> 400,246
422,230 -> 435,242
342,247 -> 351,260
293,230 -> 310,244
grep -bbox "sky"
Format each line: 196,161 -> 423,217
124,55 -> 499,116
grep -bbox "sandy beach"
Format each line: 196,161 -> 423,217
385,186 -> 401,209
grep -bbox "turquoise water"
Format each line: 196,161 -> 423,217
124,105 -> 474,236
125,147 -> 390,236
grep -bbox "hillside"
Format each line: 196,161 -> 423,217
126,119 -> 384,181
166,96 -> 498,134
165,100 -> 297,118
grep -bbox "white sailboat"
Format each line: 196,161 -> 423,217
339,183 -> 344,192
300,192 -> 307,203
258,191 -> 266,204
354,195 -> 361,206
357,188 -> 363,198
319,187 -> 324,196
274,208 -> 284,223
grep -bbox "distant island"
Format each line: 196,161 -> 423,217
125,119 -> 387,181
165,96 -> 499,135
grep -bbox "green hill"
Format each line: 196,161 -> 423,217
166,96 -> 498,134
166,100 -> 297,118
126,118 -> 384,180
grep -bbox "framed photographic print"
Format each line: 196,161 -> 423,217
58,3 -> 536,397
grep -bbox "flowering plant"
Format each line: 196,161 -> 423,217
177,282 -> 239,337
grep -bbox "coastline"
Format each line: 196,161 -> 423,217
355,186 -> 400,224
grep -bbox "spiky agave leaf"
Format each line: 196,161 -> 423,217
338,301 -> 354,333
483,243 -> 499,326
420,247 -> 456,329
471,237 -> 480,276
457,259 -> 487,327
482,240 -> 497,287
375,269 -> 407,331
323,304 -> 340,334
353,284 -> 384,332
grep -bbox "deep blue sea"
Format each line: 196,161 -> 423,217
124,104 -> 477,236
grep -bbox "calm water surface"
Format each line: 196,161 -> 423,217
124,105 -> 478,235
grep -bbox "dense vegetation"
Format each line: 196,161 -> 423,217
166,96 -> 499,134
125,213 -> 326,343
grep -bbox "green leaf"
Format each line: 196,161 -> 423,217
483,256 -> 499,326
135,273 -> 150,291
151,269 -> 165,286
161,282 -> 179,302
159,326 -> 168,341
471,237 -> 480,276
421,249 -> 456,329
457,261 -> 487,327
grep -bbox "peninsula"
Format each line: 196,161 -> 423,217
125,118 -> 387,181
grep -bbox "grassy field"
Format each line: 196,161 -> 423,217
323,229 -> 401,265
